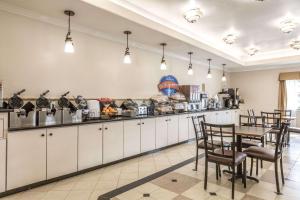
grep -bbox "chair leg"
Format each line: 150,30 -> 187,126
232,165 -> 235,199
288,130 -> 290,146
275,160 -> 281,194
204,159 -> 208,190
256,158 -> 259,176
250,158 -> 253,176
216,163 -> 219,180
219,165 -> 222,177
195,148 -> 199,171
280,158 -> 285,185
243,159 -> 247,188
261,160 -> 263,168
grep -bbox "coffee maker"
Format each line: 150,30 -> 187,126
179,85 -> 201,111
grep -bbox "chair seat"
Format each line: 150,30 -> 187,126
242,140 -> 262,148
198,140 -> 230,150
207,149 -> 247,166
243,146 -> 275,162
289,127 -> 300,133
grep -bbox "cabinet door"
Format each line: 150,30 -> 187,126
78,124 -> 103,171
0,119 -> 3,138
224,111 -> 232,124
0,139 -> 6,192
188,114 -> 196,139
7,129 -> 46,190
234,110 -> 240,125
155,117 -> 168,148
124,120 -> 141,158
103,121 -> 124,164
167,115 -> 179,145
47,127 -> 78,179
178,114 -> 189,142
141,118 -> 156,152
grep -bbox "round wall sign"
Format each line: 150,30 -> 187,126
158,75 -> 179,96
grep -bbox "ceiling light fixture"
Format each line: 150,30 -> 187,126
246,46 -> 259,56
64,10 -> 75,53
289,38 -> 300,50
187,52 -> 193,75
221,64 -> 227,82
123,31 -> 132,64
160,43 -> 167,70
223,33 -> 238,45
183,8 -> 203,23
279,18 -> 297,34
207,58 -> 212,79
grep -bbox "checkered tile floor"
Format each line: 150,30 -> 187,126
112,134 -> 300,200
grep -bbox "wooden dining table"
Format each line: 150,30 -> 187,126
213,126 -> 272,182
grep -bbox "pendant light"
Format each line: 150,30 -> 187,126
123,31 -> 132,64
160,43 -> 167,70
207,58 -> 212,79
64,10 -> 75,53
187,52 -> 193,75
222,64 -> 227,82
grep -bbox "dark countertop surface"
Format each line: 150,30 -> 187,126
7,108 -> 238,132
0,109 -> 13,113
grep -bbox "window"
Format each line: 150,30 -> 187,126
286,80 -> 300,110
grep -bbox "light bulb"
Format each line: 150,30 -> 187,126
207,72 -> 212,79
64,38 -> 74,53
123,53 -> 131,64
222,75 -> 227,82
160,60 -> 167,70
188,67 -> 193,75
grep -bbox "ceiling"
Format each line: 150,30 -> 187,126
1,0 -> 300,71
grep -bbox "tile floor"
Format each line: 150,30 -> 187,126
112,134 -> 300,200
2,134 -> 300,200
0,141 -> 196,200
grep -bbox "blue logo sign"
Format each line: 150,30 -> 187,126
158,75 -> 179,96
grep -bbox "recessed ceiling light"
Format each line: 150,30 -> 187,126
289,38 -> 300,50
183,8 -> 204,23
223,33 -> 238,45
279,18 -> 297,34
246,46 -> 259,56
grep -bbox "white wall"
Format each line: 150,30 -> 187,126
0,11 -> 225,99
229,66 -> 300,113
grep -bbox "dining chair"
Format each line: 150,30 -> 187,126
239,115 -> 266,175
275,109 -> 292,146
191,115 -> 230,172
243,123 -> 289,194
201,121 -> 247,200
261,112 -> 281,143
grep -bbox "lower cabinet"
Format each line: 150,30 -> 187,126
0,139 -> 6,192
103,121 -> 124,164
46,127 -> 78,179
178,114 -> 189,142
78,124 -> 103,170
167,115 -> 179,145
124,120 -> 141,158
156,117 -> 168,148
140,118 -> 156,152
7,129 -> 47,190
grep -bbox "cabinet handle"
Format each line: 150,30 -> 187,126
137,123 -> 141,125
41,134 -> 45,137
142,122 -> 145,125
169,119 -> 171,121
99,128 -> 102,131
105,127 -> 108,130
49,133 -> 53,136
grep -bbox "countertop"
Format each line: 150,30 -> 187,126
7,108 -> 238,132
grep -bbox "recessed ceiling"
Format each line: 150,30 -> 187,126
2,0 -> 300,71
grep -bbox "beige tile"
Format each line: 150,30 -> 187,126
247,181 -> 277,200
65,191 -> 91,200
42,191 -> 69,200
241,194 -> 265,200
52,181 -> 76,191
19,191 -> 47,200
116,189 -> 143,200
72,180 -> 97,191
94,180 -> 118,191
150,187 -> 178,200
181,182 -> 211,200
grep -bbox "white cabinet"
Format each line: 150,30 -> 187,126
124,120 -> 141,157
140,118 -> 156,153
0,119 -> 4,139
223,111 -> 232,124
233,109 -> 240,125
155,117 -> 168,148
0,113 -> 8,139
7,129 -> 46,190
0,139 -> 6,192
167,115 -> 179,145
103,121 -> 124,164
47,127 -> 78,179
78,124 -> 102,170
178,114 -> 189,142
